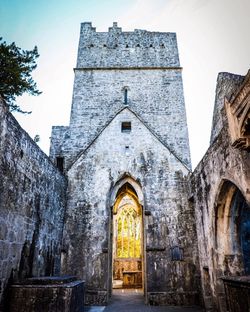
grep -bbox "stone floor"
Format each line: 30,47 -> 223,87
85,289 -> 204,312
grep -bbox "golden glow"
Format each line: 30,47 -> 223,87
116,204 -> 141,258
113,184 -> 142,259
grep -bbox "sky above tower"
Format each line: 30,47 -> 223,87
1,0 -> 250,168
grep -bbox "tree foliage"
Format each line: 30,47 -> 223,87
0,38 -> 41,113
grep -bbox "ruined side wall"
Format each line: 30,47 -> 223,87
0,99 -> 66,309
190,126 -> 250,311
62,108 -> 200,305
210,73 -> 244,144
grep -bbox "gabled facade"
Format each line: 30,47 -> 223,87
50,22 -> 200,305
50,22 -> 191,170
1,21 -> 249,312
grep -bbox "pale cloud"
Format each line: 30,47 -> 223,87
119,0 -> 171,30
119,0 -> 250,166
5,0 -> 250,168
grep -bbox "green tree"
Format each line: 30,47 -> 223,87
0,38 -> 41,113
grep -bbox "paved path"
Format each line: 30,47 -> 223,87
85,289 -> 204,312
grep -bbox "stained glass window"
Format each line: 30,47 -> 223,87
115,204 -> 141,258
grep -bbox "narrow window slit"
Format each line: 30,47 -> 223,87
124,88 -> 128,104
56,157 -> 64,173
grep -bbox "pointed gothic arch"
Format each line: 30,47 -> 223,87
214,180 -> 250,273
239,108 -> 250,136
213,179 -> 250,309
108,175 -> 146,298
110,175 -> 144,207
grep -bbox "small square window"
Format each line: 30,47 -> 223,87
121,122 -> 131,133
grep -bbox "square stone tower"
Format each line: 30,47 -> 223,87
50,22 -> 191,169
50,22 -> 199,306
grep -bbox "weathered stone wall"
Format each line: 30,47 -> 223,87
191,73 -> 250,312
210,72 -> 244,144
0,99 -> 66,310
77,22 -> 180,68
50,22 -> 198,306
51,69 -> 190,169
50,23 -> 191,170
9,276 -> 84,312
61,108 -> 200,305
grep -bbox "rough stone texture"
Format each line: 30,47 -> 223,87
222,276 -> 250,312
225,70 -> 250,150
0,98 -> 67,311
59,108 -> 200,305
191,72 -> 250,312
5,21 -> 250,312
49,22 -> 199,306
1,21 -> 249,312
209,72 -> 244,144
50,23 -> 191,170
77,22 -> 180,68
9,276 -> 84,312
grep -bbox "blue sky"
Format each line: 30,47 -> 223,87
1,0 -> 250,167
1,0 -> 132,45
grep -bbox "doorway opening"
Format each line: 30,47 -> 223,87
215,180 -> 250,276
112,182 -> 144,290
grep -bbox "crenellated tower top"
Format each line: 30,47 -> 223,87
76,22 -> 180,68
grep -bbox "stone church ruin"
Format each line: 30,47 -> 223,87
0,22 -> 249,311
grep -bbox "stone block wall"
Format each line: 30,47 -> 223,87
209,72 -> 244,144
190,72 -> 250,311
77,22 -> 180,68
0,99 -> 67,310
51,69 -> 190,169
61,108 -> 200,305
49,22 -> 198,306
50,23 -> 191,171
9,276 -> 84,312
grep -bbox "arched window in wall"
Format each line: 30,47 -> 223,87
112,181 -> 143,289
215,181 -> 250,275
241,114 -> 250,136
116,203 -> 141,258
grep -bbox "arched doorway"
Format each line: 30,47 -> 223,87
215,180 -> 250,276
214,180 -> 250,310
110,179 -> 144,293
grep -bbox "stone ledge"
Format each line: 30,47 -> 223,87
9,277 -> 85,312
18,275 -> 77,285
